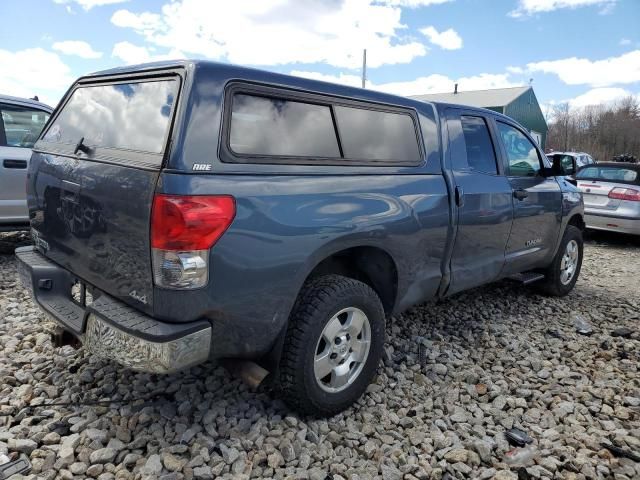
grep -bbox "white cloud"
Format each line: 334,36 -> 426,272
527,50 -> 640,87
0,48 -> 73,107
420,26 -> 462,50
567,87 -> 638,108
379,72 -> 517,95
619,38 -> 631,46
290,71 -> 363,88
110,9 -> 161,35
291,70 -> 518,96
54,0 -> 129,11
543,88 -> 639,119
111,41 -> 185,65
506,66 -> 524,74
110,0 -> 429,69
52,40 -> 103,59
379,0 -> 454,6
509,0 -> 616,17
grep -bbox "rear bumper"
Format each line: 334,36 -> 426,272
584,211 -> 640,235
15,246 -> 212,373
0,221 -> 30,233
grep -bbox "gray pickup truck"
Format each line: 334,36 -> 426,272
17,61 -> 584,415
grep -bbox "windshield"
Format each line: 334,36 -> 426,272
576,165 -> 639,184
42,79 -> 178,154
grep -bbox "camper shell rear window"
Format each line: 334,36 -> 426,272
36,74 -> 181,169
42,79 -> 178,154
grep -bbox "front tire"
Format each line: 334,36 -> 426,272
539,225 -> 583,296
279,274 -> 386,416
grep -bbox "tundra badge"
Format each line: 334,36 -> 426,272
525,238 -> 542,248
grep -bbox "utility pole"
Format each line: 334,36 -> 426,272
362,49 -> 367,88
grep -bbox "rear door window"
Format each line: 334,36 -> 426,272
459,115 -> 498,174
0,104 -> 50,148
42,79 -> 178,154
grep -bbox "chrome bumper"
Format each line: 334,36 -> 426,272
83,314 -> 211,373
16,246 -> 212,374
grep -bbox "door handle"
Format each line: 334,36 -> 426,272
3,159 -> 27,169
455,186 -> 464,207
513,188 -> 528,200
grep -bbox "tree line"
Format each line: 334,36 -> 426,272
545,96 -> 640,162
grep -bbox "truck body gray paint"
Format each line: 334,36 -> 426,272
21,60 -> 583,361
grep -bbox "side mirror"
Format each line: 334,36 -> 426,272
565,160 -> 576,176
542,156 -> 567,177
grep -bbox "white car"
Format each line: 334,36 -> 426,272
0,94 -> 52,231
576,162 -> 640,235
547,151 -> 596,176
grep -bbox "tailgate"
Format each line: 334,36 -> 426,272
27,74 -> 181,313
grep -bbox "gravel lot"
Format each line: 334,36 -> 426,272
1,231 -> 638,480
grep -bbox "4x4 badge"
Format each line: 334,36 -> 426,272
129,290 -> 148,304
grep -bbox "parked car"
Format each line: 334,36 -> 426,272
547,151 -> 596,177
612,153 -> 638,164
16,61 -> 584,415
576,162 -> 640,235
0,94 -> 52,231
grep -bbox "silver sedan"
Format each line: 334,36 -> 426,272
576,162 -> 640,235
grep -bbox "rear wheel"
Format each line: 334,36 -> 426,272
279,274 -> 385,416
539,225 -> 583,296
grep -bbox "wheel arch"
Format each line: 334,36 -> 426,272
303,245 -> 399,315
260,244 -> 399,373
567,213 -> 586,231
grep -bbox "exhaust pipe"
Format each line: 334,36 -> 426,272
220,359 -> 270,389
50,326 -> 80,349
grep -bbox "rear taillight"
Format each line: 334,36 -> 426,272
608,187 -> 640,202
151,195 -> 235,289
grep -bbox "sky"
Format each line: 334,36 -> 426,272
0,0 -> 639,115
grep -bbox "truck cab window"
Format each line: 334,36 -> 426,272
497,122 -> 542,177
460,115 -> 498,174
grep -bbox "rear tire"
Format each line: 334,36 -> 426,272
539,225 -> 583,296
279,274 -> 385,416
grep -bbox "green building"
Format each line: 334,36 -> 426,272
411,86 -> 548,148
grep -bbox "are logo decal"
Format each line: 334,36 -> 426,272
192,163 -> 212,171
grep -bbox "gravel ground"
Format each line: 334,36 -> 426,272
0,231 -> 638,480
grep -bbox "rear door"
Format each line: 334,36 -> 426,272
28,73 -> 181,313
494,120 -> 562,274
0,103 -> 50,225
445,109 -> 513,295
